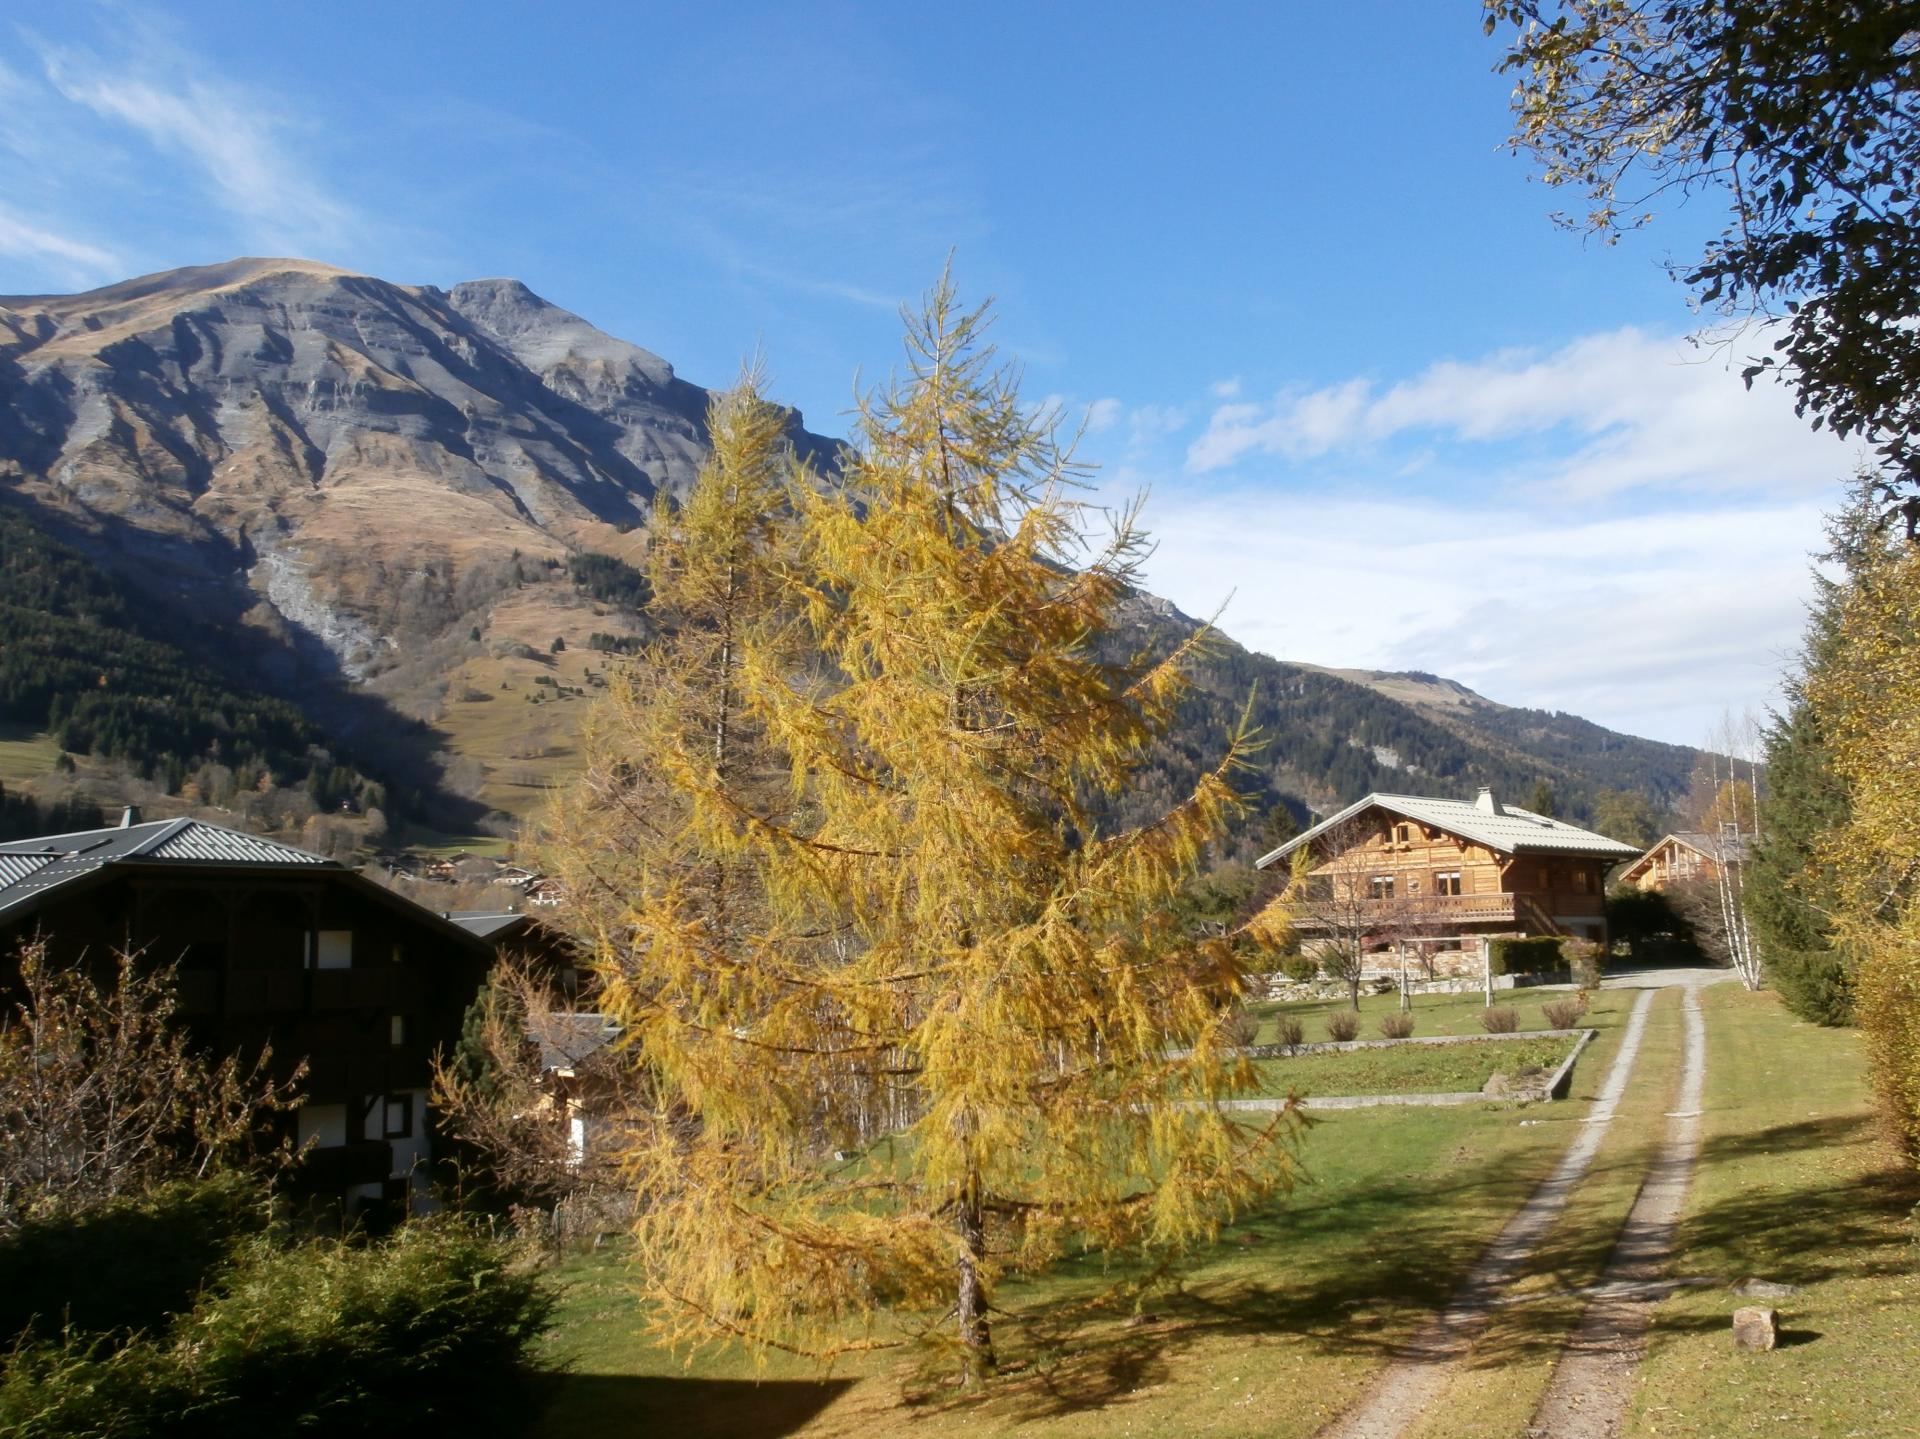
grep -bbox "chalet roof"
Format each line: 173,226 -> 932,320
446,911 -> 528,941
0,820 -> 494,964
0,817 -> 337,920
528,1011 -> 621,1073
1624,830 -> 1754,873
1255,790 -> 1642,870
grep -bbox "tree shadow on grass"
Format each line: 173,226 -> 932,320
537,1374 -> 855,1439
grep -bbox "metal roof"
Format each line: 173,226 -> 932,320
0,817 -> 341,920
1256,790 -> 1643,869
1622,831 -> 1753,873
446,911 -> 527,940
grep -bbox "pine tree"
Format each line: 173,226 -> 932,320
553,288 -> 1298,1382
1748,697 -> 1852,1024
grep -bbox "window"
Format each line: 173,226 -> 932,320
1370,875 -> 1396,900
383,1095 -> 413,1140
1435,871 -> 1463,896
389,1014 -> 406,1047
1573,869 -> 1591,894
312,930 -> 352,970
1393,824 -> 1411,845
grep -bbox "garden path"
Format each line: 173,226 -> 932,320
1315,968 -> 1726,1439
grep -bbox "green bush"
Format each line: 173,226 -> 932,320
0,1218 -> 554,1438
1279,952 -> 1318,984
1488,936 -> 1565,976
0,1173 -> 267,1343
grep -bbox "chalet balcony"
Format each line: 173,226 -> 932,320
1292,893 -> 1521,930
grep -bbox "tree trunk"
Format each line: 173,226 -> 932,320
955,1185 -> 995,1386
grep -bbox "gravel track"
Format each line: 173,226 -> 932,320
1315,986 -> 1660,1439
1524,982 -> 1708,1439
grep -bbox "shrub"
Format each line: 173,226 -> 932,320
1378,1012 -> 1415,1039
1274,1016 -> 1305,1051
1540,997 -> 1587,1030
0,1172 -> 267,1343
1488,936 -> 1565,976
1479,1005 -> 1521,1033
1220,1005 -> 1260,1049
1325,1011 -> 1360,1042
0,1218 -> 554,1438
1279,952 -> 1319,984
1561,937 -> 1605,989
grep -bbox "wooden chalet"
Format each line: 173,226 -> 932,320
0,812 -> 495,1217
1255,786 -> 1641,960
1616,830 -> 1751,892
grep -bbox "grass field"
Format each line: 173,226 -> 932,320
532,991 -> 1645,1439
0,725 -> 59,785
1625,985 -> 1920,1438
1253,1034 -> 1579,1098
1249,988 -> 1595,1047
530,986 -> 1913,1438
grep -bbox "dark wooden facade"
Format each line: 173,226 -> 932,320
0,825 -> 493,1214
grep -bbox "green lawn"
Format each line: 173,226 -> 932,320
1625,985 -> 1920,1438
1253,1034 -> 1579,1098
1250,987 -> 1600,1046
530,988 -> 1909,1439
532,993 -> 1642,1439
0,725 -> 60,784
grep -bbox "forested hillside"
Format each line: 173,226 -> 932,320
0,506 -> 386,832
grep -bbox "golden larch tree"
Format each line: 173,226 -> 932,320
549,288 -> 1298,1383
1806,529 -> 1920,1157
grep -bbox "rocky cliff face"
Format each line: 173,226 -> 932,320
0,259 -> 1695,837
0,258 -> 836,680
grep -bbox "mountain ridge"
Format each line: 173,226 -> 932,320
0,259 -> 1696,846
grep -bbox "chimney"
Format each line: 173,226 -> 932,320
119,805 -> 141,828
1474,786 -> 1502,816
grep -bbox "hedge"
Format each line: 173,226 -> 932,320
1488,935 -> 1567,976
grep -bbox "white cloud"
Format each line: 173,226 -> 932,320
1128,402 -> 1190,447
34,36 -> 354,255
0,204 -> 120,279
1209,376 -> 1242,399
1085,396 -> 1123,433
1125,488 -> 1822,745
1184,326 -> 1856,499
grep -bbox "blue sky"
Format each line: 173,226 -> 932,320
0,1 -> 1862,745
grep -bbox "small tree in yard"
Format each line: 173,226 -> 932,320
1271,813 -> 1382,1011
430,956 -> 641,1224
543,282 -> 1299,1384
0,939 -> 303,1229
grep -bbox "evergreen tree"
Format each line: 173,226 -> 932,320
1748,698 -> 1852,1023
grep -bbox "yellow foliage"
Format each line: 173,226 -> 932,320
539,285 -> 1299,1379
1806,537 -> 1920,1155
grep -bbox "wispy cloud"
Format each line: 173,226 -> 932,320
36,35 -> 354,255
1184,326 -> 1854,499
0,204 -> 121,282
